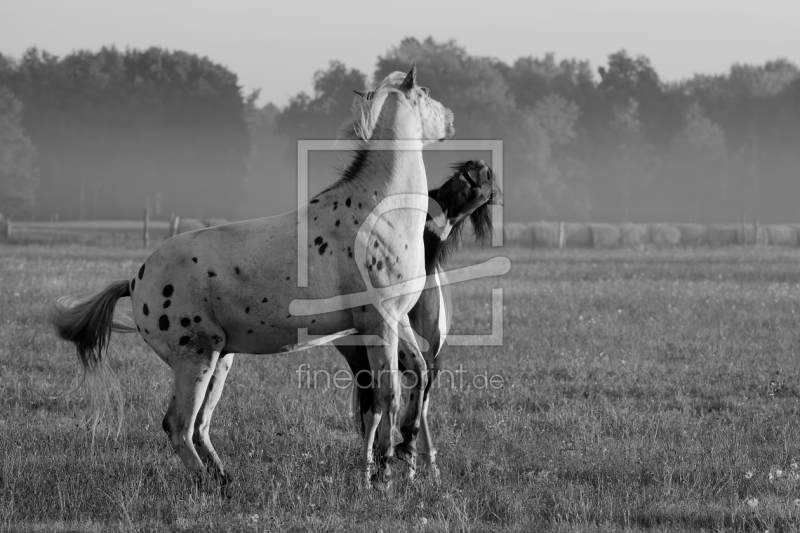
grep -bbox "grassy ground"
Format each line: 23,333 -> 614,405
2,243 -> 800,532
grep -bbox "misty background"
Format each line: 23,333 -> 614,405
1,37 -> 799,224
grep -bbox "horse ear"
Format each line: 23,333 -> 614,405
401,62 -> 417,91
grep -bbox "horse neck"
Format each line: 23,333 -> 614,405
353,99 -> 427,197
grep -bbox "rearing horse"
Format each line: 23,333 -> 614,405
336,160 -> 499,480
49,65 -> 455,489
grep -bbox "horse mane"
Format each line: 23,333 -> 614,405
433,161 -> 503,266
318,72 -> 408,194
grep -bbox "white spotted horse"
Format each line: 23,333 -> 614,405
335,159 -> 499,481
49,65 -> 455,491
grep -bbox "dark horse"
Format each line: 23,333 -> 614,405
334,159 -> 500,480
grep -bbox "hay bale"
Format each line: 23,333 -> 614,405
177,218 -> 205,234
650,224 -> 681,246
564,223 -> 593,247
706,225 -> 739,247
590,224 -> 621,248
675,224 -> 708,247
766,225 -> 796,246
620,224 -> 649,247
530,222 -> 559,248
503,223 -> 536,246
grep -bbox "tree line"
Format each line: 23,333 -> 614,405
1,38 -> 799,223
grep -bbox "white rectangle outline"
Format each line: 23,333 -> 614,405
296,139 -> 504,347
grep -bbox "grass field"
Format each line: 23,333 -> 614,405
2,243 -> 800,532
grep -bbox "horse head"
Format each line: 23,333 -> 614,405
351,64 -> 455,145
428,160 -> 501,262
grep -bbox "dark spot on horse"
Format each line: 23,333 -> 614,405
245,307 -> 250,314
143,303 -> 149,316
163,300 -> 171,309
208,271 -> 217,277
374,191 -> 377,196
358,202 -> 362,209
314,236 -> 323,246
131,278 -> 136,291
136,325 -> 140,333
346,197 -> 351,207
311,319 -> 316,323
354,219 -> 359,225
405,244 -> 408,249
261,321 -> 265,325
208,382 -> 214,393
310,199 -> 319,204
399,351 -> 406,360
159,315 -> 170,331
204,298 -> 207,302
347,247 -> 353,258
397,273 -> 403,279
163,285 -> 174,297
286,314 -> 291,318
138,264 -> 145,280
368,265 -> 372,271
192,257 -> 197,263
197,348 -> 204,355
212,335 -> 222,344
333,201 -> 338,211
247,329 -> 253,334
377,261 -> 383,270
145,328 -> 149,334
262,297 -> 268,303
374,241 -> 379,248
217,296 -> 221,300
181,317 -> 191,327
371,257 -> 376,265
335,220 -> 340,227
286,276 -> 290,281
179,336 -> 191,346
194,316 -> 201,323
235,266 -> 241,275
314,217 -> 317,221
362,306 -> 366,312
319,243 -> 328,255
195,376 -> 202,384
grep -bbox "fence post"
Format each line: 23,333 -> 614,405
143,206 -> 150,248
172,215 -> 180,237
3,217 -> 10,239
558,222 -> 565,249
741,215 -> 747,246
754,220 -> 760,245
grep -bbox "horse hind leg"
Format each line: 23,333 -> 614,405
418,382 -> 441,483
160,341 -> 223,487
192,352 -> 235,493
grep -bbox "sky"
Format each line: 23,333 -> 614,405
2,0 -> 799,106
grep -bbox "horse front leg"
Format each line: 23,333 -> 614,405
395,320 -> 427,480
353,310 -> 401,489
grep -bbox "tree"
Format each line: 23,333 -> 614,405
277,61 -> 367,145
0,86 -> 38,217
375,37 -> 517,139
0,47 -> 251,219
607,98 -> 658,222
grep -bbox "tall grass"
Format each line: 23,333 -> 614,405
2,244 -> 800,531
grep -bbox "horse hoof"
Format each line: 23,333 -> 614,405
219,473 -> 234,498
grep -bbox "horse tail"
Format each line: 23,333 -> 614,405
49,279 -> 137,435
